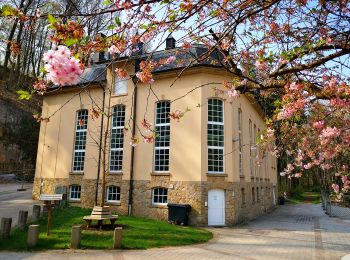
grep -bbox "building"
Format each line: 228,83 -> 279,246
33,38 -> 278,226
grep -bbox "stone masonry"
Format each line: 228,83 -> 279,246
33,174 -> 275,226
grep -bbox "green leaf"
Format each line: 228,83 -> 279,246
17,90 -> 32,100
107,24 -> 116,30
115,16 -> 121,26
47,14 -> 57,24
1,5 -> 17,17
103,0 -> 112,5
64,38 -> 78,47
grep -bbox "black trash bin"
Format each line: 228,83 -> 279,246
167,203 -> 191,226
279,196 -> 285,205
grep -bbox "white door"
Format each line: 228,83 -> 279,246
208,189 -> 225,226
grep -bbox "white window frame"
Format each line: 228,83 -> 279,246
69,185 -> 81,201
114,77 -> 127,96
152,187 -> 168,205
238,108 -> 243,176
72,110 -> 88,173
249,119 -> 253,176
109,105 -> 125,173
208,98 -> 225,174
153,101 -> 171,173
106,185 -> 121,203
254,124 -> 257,176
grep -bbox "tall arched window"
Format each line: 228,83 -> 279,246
72,109 -> 88,172
208,98 -> 224,173
110,105 -> 125,172
154,101 -> 171,172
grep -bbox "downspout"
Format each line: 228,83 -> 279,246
95,83 -> 106,205
128,58 -> 141,216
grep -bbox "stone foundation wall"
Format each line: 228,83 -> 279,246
33,175 -> 275,226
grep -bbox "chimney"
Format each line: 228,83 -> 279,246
165,35 -> 176,50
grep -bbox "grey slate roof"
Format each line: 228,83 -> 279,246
73,45 -> 224,86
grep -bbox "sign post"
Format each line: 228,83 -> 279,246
39,194 -> 63,236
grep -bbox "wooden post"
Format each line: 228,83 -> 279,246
27,225 -> 40,247
113,227 -> 122,249
71,225 -> 81,249
46,201 -> 52,236
18,210 -> 28,229
0,218 -> 12,238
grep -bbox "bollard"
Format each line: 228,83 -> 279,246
32,205 -> 41,221
18,210 -> 28,229
113,227 -> 122,249
27,225 -> 40,247
0,218 -> 12,238
71,225 -> 81,249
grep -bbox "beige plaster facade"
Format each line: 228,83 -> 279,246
33,60 -> 278,226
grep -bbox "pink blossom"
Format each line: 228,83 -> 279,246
227,89 -> 240,98
165,56 -> 176,64
43,46 -> 83,86
108,45 -> 120,55
255,60 -> 267,71
320,127 -> 341,139
295,172 -> 302,178
332,183 -> 340,193
303,163 -> 313,169
266,127 -> 275,138
313,121 -> 325,130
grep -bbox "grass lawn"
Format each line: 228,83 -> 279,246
287,191 -> 321,204
0,206 -> 212,251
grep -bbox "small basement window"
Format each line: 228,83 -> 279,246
106,186 -> 121,202
69,185 -> 81,201
152,187 -> 168,205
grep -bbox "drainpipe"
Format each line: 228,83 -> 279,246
128,57 -> 141,216
95,83 -> 106,205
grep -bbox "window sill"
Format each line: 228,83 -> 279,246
105,202 -> 121,206
108,172 -> 123,175
150,204 -> 168,209
207,173 -> 227,177
69,172 -> 84,175
112,93 -> 128,97
69,199 -> 81,203
151,172 -> 170,176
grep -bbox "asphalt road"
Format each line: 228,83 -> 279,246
0,184 -> 38,227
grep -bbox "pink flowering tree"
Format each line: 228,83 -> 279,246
1,0 -> 350,198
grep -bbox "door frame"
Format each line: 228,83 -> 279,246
208,189 -> 225,226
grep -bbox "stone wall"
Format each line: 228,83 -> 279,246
33,175 -> 275,226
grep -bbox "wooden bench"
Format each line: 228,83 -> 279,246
83,206 -> 118,228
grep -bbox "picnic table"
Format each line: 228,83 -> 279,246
83,206 -> 118,229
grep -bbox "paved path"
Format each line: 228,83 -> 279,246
1,203 -> 350,259
0,183 -> 37,226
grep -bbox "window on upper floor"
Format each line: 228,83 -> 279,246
72,110 -> 88,172
208,98 -> 224,173
154,101 -> 171,172
110,105 -> 125,172
114,77 -> 127,96
69,185 -> 81,201
152,187 -> 168,205
238,108 -> 243,176
249,119 -> 253,176
106,185 -> 121,202
241,188 -> 245,207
